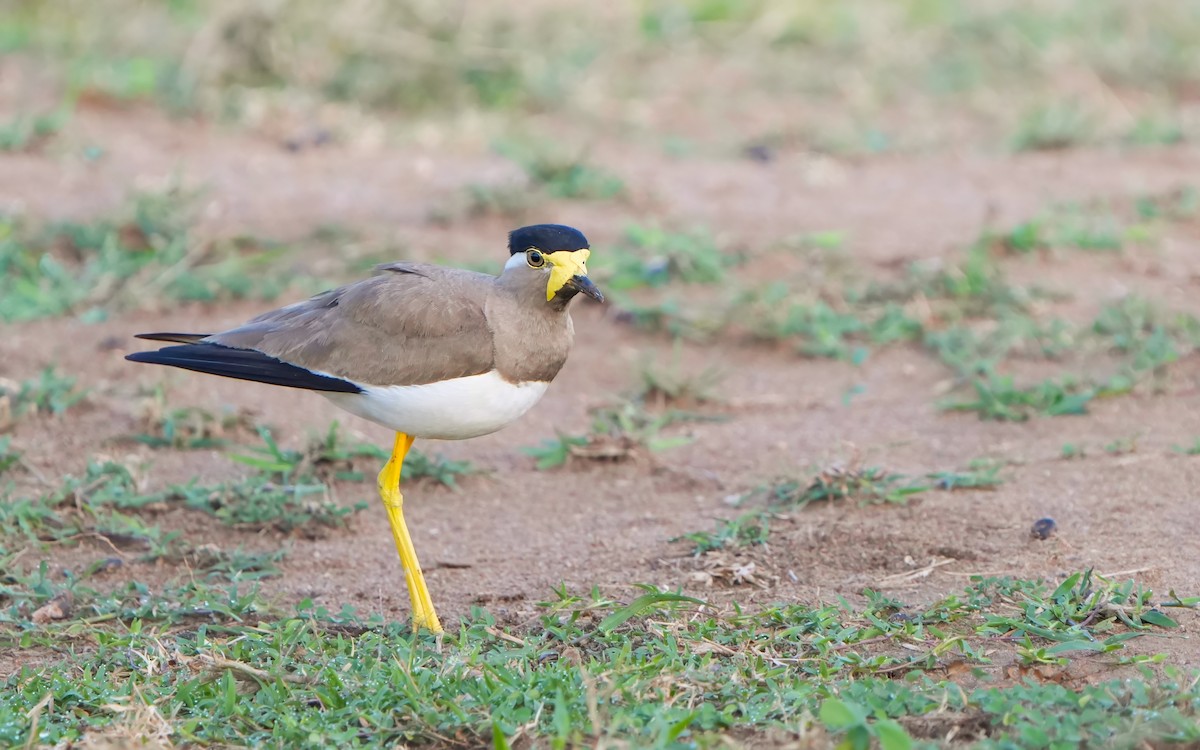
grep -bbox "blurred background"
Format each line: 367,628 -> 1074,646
5,0 -> 1198,150
4,0 -> 1198,304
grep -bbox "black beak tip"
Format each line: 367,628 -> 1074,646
572,275 -> 604,303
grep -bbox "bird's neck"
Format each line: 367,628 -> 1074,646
485,291 -> 574,384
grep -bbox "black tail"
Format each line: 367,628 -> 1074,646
126,342 -> 362,393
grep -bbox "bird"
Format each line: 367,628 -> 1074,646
126,224 -> 603,633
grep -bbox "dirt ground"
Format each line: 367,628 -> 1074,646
3,100 -> 1200,680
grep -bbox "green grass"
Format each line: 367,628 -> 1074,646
0,108 -> 68,152
429,182 -> 537,225
0,429 -> 375,542
1103,436 -> 1138,456
1010,101 -> 1096,151
2,572 -> 1195,748
943,374 -> 1095,421
1172,438 -> 1200,456
235,422 -> 477,488
998,209 -> 1124,254
171,427 -> 365,533
1125,114 -> 1186,146
433,143 -> 626,224
990,190 -> 1200,256
684,460 -> 1004,554
633,343 -> 725,407
495,140 -> 626,201
0,462 -> 181,561
159,424 -> 473,532
1,559 -> 265,644
130,400 -> 254,450
0,189 -> 321,323
596,225 -> 736,291
1061,442 -> 1087,460
758,465 -> 931,510
0,366 -> 85,429
675,510 -> 773,554
0,437 -> 20,477
522,400 -> 702,470
926,460 -> 1005,490
612,216 -> 1200,421
168,475 -> 356,534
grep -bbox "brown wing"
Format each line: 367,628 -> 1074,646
205,263 -> 497,387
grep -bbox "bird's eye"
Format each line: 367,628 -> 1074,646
526,249 -> 545,268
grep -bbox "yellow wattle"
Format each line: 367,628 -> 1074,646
546,248 -> 591,301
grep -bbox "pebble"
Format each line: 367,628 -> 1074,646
1030,518 -> 1057,540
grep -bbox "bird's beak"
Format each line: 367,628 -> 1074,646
565,274 -> 604,303
547,248 -> 604,303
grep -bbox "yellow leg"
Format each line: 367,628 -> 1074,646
378,432 -> 442,633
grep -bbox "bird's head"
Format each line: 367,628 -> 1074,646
503,224 -> 604,309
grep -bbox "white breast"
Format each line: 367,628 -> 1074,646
322,370 -> 551,440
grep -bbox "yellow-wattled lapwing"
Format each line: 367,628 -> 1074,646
127,225 -> 602,633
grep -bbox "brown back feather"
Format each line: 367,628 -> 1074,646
206,263 -> 497,387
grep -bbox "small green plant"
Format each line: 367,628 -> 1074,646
495,140 -> 625,200
978,569 -> 1181,646
522,400 -> 697,470
401,449 -> 478,488
155,426 -> 370,532
0,367 -> 86,428
634,343 -> 724,407
1135,187 -> 1199,221
1011,101 -> 1095,151
168,474 -> 356,533
996,203 -> 1133,255
429,182 -> 535,225
0,437 -> 20,476
0,560 -> 264,636
1061,442 -> 1087,459
0,190 -> 317,323
131,401 -> 254,450
598,225 -> 736,290
675,510 -> 772,554
460,181 -> 534,219
819,698 -> 912,750
1093,296 -> 1199,373
943,374 -> 1094,421
0,462 -> 184,562
588,401 -> 697,452
927,460 -> 1004,490
798,230 -> 847,250
611,295 -> 728,340
1125,114 -> 1185,147
1172,438 -> 1200,456
521,433 -> 590,470
174,425 -> 469,531
730,284 -> 923,362
235,422 -> 476,488
762,465 -> 929,509
0,110 -> 68,151
196,546 -> 286,582
1103,436 -> 1138,456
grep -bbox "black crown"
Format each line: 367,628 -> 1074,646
508,224 -> 589,255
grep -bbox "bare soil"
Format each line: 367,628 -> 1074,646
3,101 -> 1200,680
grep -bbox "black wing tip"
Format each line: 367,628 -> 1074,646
134,332 -> 211,344
124,342 -> 362,394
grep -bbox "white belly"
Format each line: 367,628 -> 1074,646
322,370 -> 550,440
